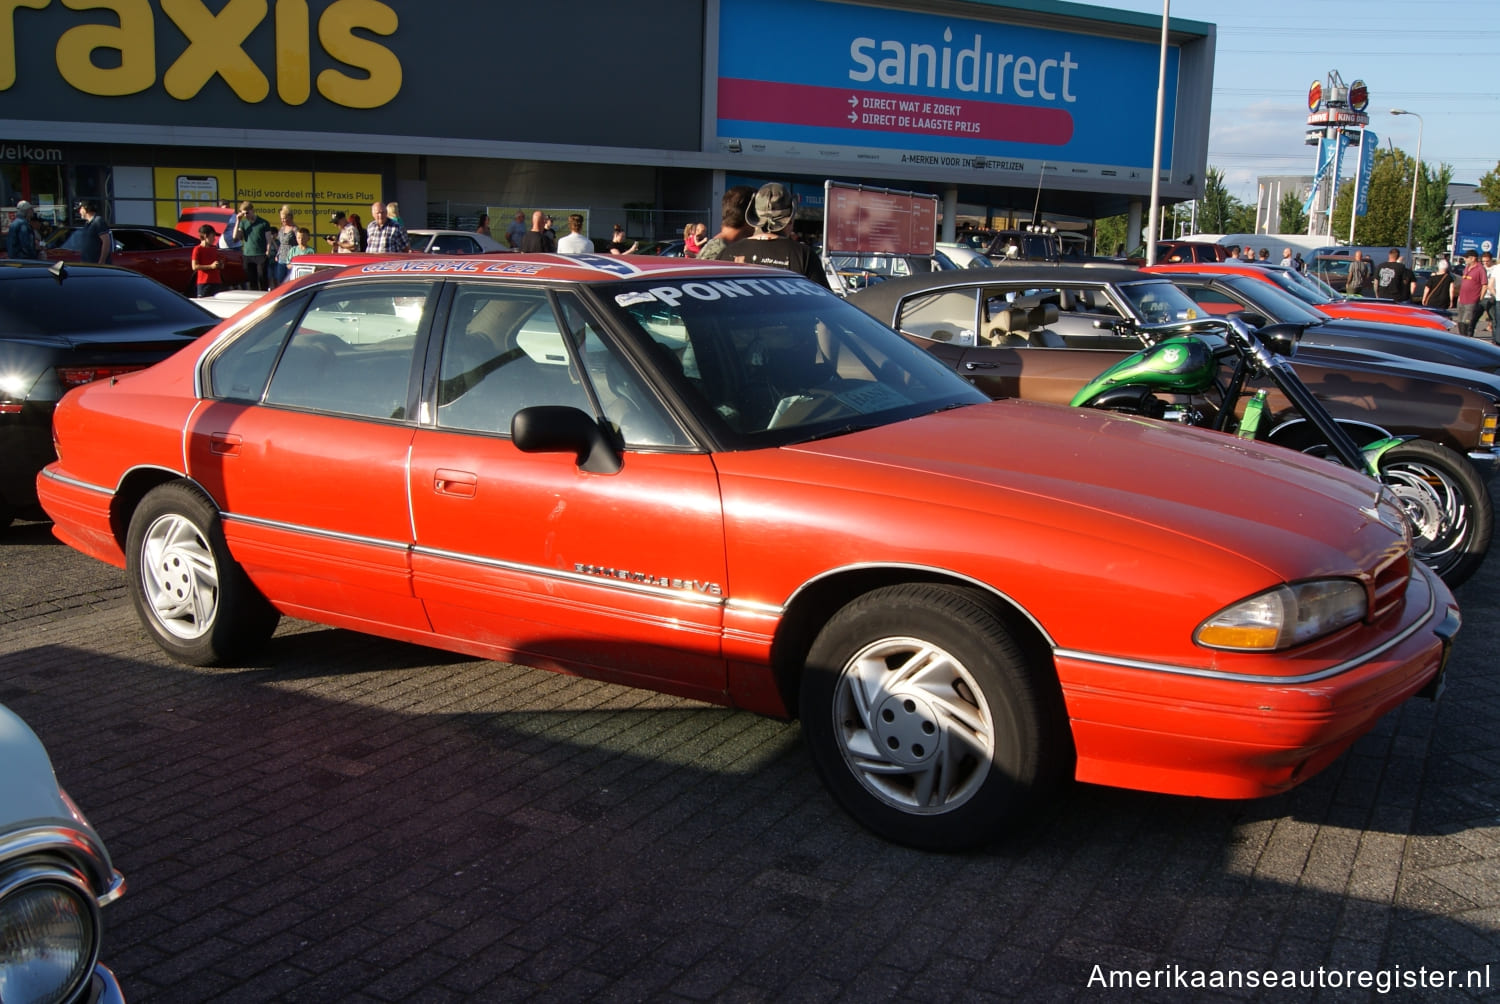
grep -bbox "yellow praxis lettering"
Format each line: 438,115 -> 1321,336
1,0 -> 49,91
161,0 -> 268,102
55,0 -> 154,96
317,0 -> 398,109
275,0 -> 309,104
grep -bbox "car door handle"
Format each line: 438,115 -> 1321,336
433,468 -> 478,498
964,361 -> 999,370
209,432 -> 242,456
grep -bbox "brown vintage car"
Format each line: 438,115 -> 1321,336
847,265 -> 1500,477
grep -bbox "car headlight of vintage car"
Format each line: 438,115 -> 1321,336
0,861 -> 103,1004
1195,579 -> 1367,651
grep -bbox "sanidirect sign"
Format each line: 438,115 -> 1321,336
715,0 -> 1178,175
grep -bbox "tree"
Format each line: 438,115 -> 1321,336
1277,190 -> 1308,235
1094,213 -> 1127,256
1478,161 -> 1500,210
1196,167 -> 1240,234
1329,147 -> 1418,246
1415,162 -> 1454,257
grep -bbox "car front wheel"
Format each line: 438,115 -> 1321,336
126,481 -> 280,665
800,584 -> 1069,851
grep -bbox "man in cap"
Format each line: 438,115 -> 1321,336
716,182 -> 829,288
6,200 -> 40,260
1456,249 -> 1486,337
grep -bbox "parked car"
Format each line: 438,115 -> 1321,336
1144,262 -> 1456,331
174,204 -> 236,241
1157,271 -> 1500,374
39,255 -> 1457,851
845,266 -> 1500,478
637,239 -> 687,257
405,229 -> 509,255
0,260 -> 218,527
934,243 -> 999,269
36,223 -> 247,296
1152,240 -> 1229,264
0,702 -> 126,1003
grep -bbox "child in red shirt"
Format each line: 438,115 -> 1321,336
192,224 -> 223,298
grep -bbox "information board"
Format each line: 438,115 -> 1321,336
822,182 -> 937,257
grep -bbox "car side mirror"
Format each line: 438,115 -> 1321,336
511,406 -> 623,475
1230,310 -> 1267,329
1256,323 -> 1304,356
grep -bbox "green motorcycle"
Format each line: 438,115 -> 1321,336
1070,314 -> 1493,587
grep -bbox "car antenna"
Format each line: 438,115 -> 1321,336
1031,162 -> 1047,227
49,260 -> 67,283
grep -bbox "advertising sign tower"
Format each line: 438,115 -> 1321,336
1302,70 -> 1371,240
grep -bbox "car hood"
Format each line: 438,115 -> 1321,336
781,399 -> 1402,580
1308,317 -> 1500,369
0,703 -> 80,833
1291,339 -> 1500,395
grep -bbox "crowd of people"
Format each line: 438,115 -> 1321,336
492,184 -> 829,290
11,186 -> 1493,338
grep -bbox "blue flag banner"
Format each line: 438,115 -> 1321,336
1303,133 -> 1344,215
1354,130 -> 1377,217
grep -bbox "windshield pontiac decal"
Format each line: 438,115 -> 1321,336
574,563 -> 723,597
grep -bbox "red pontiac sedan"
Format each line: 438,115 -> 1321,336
38,254 -> 1459,850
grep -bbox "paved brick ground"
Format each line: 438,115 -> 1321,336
2,511 -> 1498,1002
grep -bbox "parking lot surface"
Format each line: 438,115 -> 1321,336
3,503 -> 1498,1002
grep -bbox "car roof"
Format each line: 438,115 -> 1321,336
297,253 -> 798,285
845,263 -> 1163,314
0,260 -> 156,280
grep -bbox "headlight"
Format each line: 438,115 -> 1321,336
1196,579 -> 1367,651
0,864 -> 102,1004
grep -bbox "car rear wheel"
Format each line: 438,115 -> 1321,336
126,481 -> 280,665
800,584 -> 1068,851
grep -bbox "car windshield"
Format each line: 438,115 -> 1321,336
597,275 -> 986,447
1261,268 -> 1329,306
0,271 -> 215,335
1221,275 -> 1326,324
1113,279 -> 1208,328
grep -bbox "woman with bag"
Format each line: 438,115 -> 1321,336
1423,259 -> 1455,310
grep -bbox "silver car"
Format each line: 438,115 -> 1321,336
0,703 -> 126,1003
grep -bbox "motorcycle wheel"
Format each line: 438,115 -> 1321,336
1377,440 -> 1493,588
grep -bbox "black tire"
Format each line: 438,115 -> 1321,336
799,584 -> 1069,851
1377,439 -> 1494,588
125,481 -> 280,665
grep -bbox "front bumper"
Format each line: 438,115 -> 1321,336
1056,562 -> 1459,800
1466,445 -> 1500,482
87,963 -> 126,1004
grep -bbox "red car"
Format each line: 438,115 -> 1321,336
1144,262 -> 1456,332
41,223 -> 247,297
38,255 -> 1458,850
174,205 -> 237,241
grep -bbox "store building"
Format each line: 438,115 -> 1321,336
1,0 -> 1215,248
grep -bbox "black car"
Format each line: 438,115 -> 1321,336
1164,271 -> 1500,375
845,265 -> 1500,480
0,261 -> 217,526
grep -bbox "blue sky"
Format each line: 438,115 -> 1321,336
1106,0 -> 1499,201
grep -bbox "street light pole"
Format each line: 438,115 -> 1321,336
1391,108 -> 1423,255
